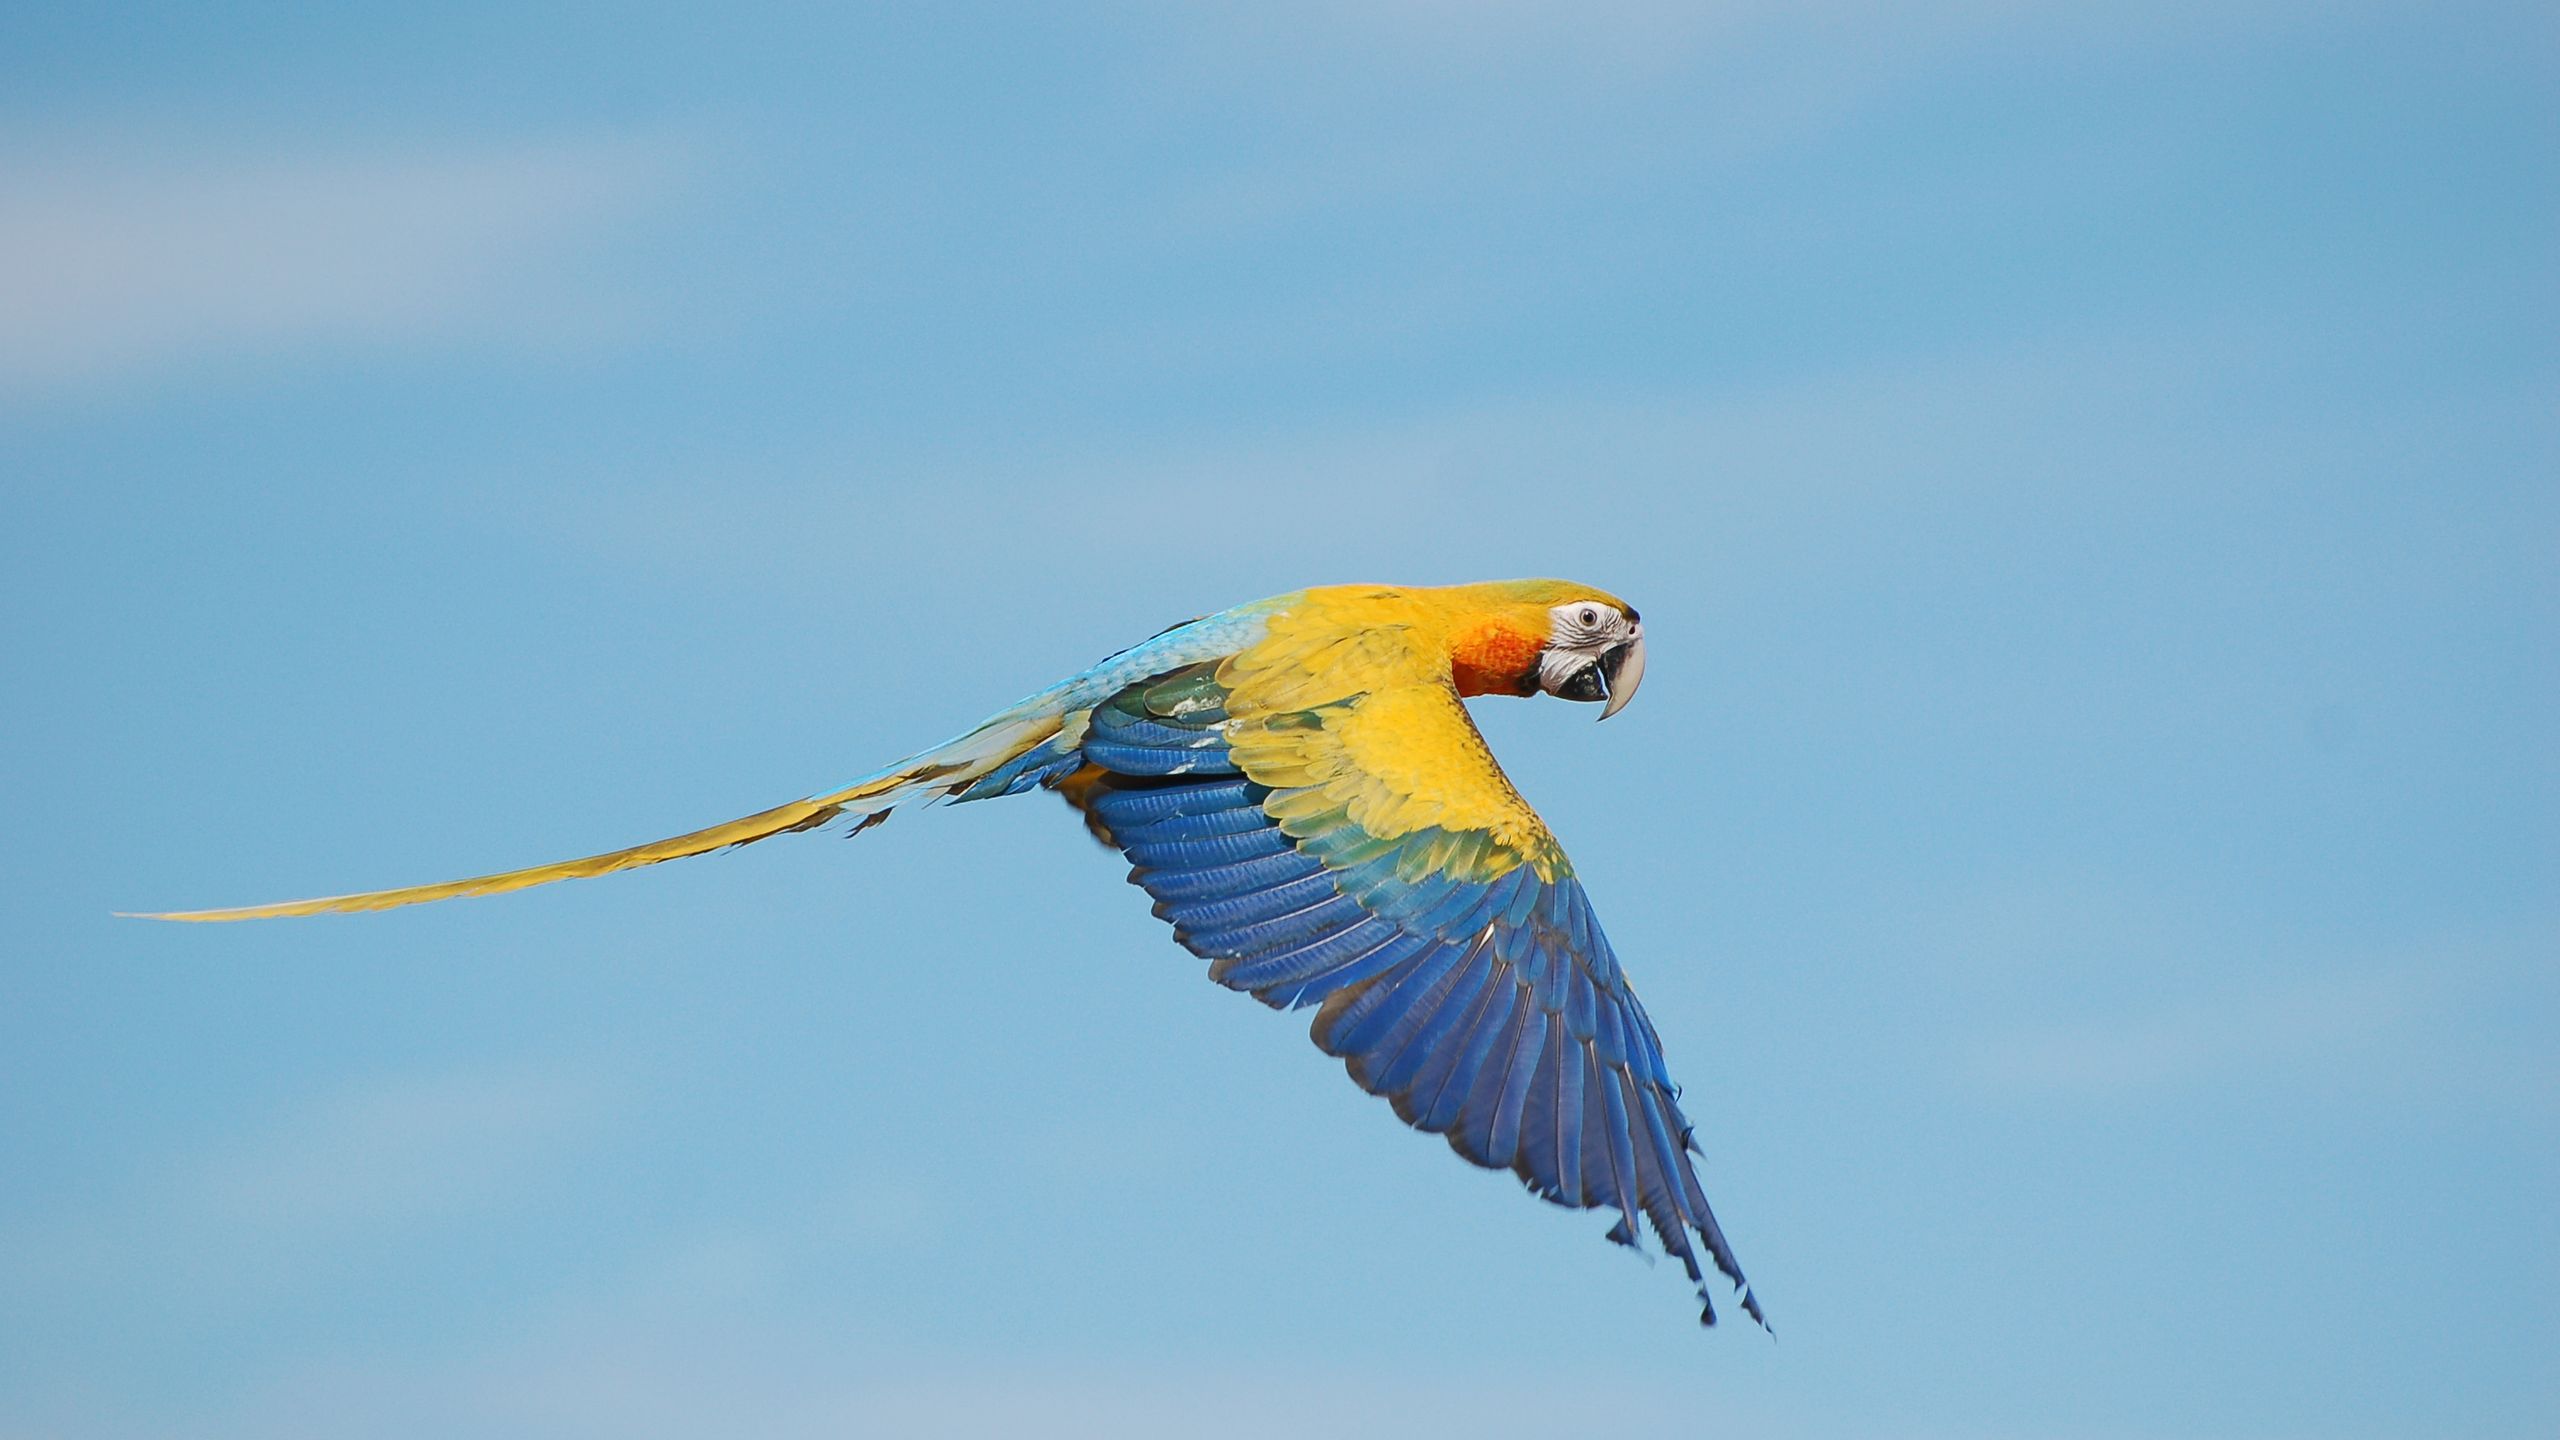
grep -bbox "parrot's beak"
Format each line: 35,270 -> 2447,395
1596,630 -> 1645,721
1543,630 -> 1647,718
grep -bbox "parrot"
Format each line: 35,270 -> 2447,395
135,579 -> 1765,1329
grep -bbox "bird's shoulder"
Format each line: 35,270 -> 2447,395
1208,595 -> 1566,883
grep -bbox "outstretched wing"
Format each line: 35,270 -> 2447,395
1070,663 -> 1763,1328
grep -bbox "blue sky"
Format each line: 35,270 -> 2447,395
4,3 -> 2553,1436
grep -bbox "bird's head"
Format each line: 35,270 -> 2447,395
1531,594 -> 1646,719
1446,581 -> 1648,719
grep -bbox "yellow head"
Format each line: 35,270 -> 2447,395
1435,579 -> 1647,718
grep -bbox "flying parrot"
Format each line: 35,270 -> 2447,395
137,579 -> 1764,1329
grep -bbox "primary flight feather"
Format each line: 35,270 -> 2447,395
137,579 -> 1764,1329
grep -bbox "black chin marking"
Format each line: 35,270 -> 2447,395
1598,640 -> 1631,689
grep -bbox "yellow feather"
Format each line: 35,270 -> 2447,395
1218,583 -> 1582,883
130,581 -> 1623,921
128,715 -> 1061,922
123,795 -> 866,921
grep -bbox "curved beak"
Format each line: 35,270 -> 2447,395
1597,630 -> 1646,721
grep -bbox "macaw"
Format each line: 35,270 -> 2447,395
138,579 -> 1764,1328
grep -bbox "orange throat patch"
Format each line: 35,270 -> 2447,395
1449,619 -> 1546,697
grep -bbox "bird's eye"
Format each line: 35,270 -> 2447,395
1578,605 -> 1602,628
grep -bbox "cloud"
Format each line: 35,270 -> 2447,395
1214,0 -> 2306,132
0,134 -> 685,393
449,321 -> 2265,603
1287,0 -> 2289,58
187,1062 -> 607,1231
0,1061 -> 609,1312
217,1344 -> 1718,1440
1957,922 -> 2559,1108
4,1142 -> 1746,1438
177,1211 -> 1735,1440
1964,969 -> 2413,1096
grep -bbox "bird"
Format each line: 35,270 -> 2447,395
135,578 -> 1765,1329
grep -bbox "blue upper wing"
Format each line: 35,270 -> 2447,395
1052,665 -> 1762,1329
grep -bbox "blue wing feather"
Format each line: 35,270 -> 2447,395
1056,663 -> 1762,1329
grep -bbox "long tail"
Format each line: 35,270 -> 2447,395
126,702 -> 1072,922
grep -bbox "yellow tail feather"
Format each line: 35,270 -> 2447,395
126,793 -> 867,921
125,710 -> 1062,922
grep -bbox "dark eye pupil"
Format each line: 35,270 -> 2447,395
1581,607 -> 1599,625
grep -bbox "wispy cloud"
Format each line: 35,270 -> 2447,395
187,1063 -> 607,1231
184,1214 -> 1737,1440
1220,0 -> 2308,145
1957,922 -> 2559,1107
0,1061 -> 609,1310
213,1348 -> 1723,1440
0,134 -> 685,393
1965,969 -> 2413,1096
451,321 -> 2272,601
1289,0 -> 2293,61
